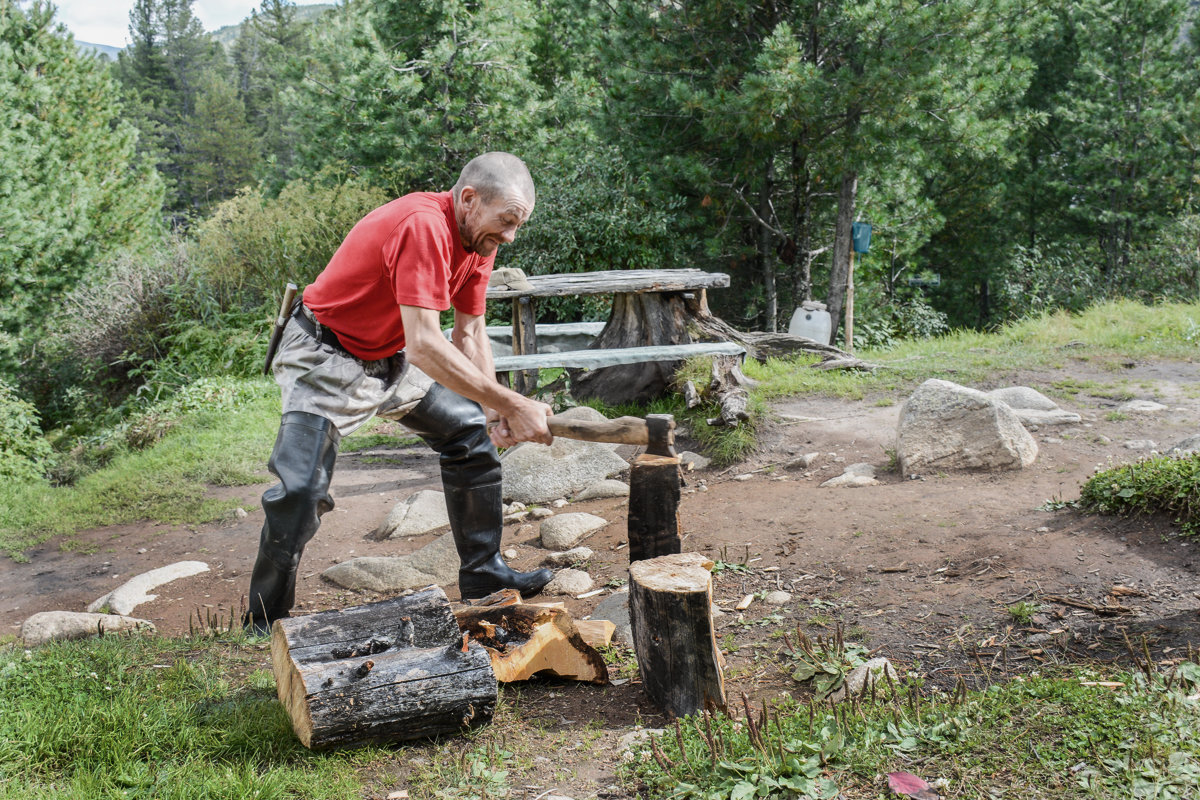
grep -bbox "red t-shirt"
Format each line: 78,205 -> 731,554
303,191 -> 494,360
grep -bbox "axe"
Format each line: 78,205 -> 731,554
546,413 -> 676,457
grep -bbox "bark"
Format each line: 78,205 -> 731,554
826,172 -> 858,346
628,454 -> 683,563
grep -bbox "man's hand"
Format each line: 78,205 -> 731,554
489,396 -> 552,448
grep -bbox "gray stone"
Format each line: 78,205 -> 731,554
591,588 -> 633,647
539,512 -> 608,550
827,657 -> 899,702
763,590 -> 792,606
618,728 -> 666,761
1124,440 -> 1158,451
500,407 -> 629,504
322,531 -> 460,592
1168,435 -> 1200,455
375,490 -> 450,540
820,473 -> 879,488
87,560 -> 209,615
1009,407 -> 1082,426
897,379 -> 1038,478
679,451 -> 712,470
784,452 -> 820,470
543,547 -> 594,567
545,568 -> 593,595
529,507 -> 555,520
1117,400 -> 1168,414
986,386 -> 1060,411
22,611 -> 155,646
574,479 -> 630,501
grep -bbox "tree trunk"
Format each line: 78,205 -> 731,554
629,553 -> 726,718
760,159 -> 777,332
826,172 -> 858,346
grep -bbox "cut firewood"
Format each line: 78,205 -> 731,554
628,453 -> 683,563
575,619 -> 616,648
455,603 -> 609,684
271,586 -> 497,749
629,552 -> 725,717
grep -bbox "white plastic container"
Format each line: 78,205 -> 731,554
788,302 -> 832,344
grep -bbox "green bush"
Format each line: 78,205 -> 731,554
193,170 -> 389,299
1079,453 -> 1200,535
0,380 -> 52,481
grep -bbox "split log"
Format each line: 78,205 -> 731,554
271,587 -> 496,749
629,552 -> 726,718
455,602 -> 609,684
628,453 -> 683,563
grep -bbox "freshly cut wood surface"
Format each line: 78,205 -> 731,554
574,619 -> 616,648
629,553 -> 725,717
455,603 -> 609,684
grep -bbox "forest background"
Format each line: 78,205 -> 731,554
2,0 -> 1199,488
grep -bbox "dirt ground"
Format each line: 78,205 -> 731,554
3,356 -> 1200,797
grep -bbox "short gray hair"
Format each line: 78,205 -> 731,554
452,152 -> 535,206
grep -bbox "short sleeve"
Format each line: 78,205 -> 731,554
451,256 -> 494,316
382,211 -> 453,311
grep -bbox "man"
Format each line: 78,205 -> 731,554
245,152 -> 555,635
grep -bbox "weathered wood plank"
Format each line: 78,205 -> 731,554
492,342 -> 745,372
629,553 -> 725,718
486,269 -> 731,299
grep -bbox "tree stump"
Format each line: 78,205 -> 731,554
271,586 -> 496,749
628,553 -> 726,718
628,453 -> 683,563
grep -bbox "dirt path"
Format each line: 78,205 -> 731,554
3,357 -> 1199,795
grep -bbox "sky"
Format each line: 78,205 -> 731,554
49,0 -> 264,47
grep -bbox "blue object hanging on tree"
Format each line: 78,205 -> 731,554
852,221 -> 872,254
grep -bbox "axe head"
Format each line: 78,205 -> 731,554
645,413 -> 677,457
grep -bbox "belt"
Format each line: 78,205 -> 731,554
292,303 -> 355,359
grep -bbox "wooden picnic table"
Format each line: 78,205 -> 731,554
486,268 -> 736,402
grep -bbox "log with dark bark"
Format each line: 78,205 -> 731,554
627,453 -> 683,563
628,553 -> 726,718
271,587 -> 497,749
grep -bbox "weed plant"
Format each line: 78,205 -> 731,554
1079,453 -> 1200,535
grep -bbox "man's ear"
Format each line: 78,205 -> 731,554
459,185 -> 478,209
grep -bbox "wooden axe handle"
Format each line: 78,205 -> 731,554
546,415 -> 651,445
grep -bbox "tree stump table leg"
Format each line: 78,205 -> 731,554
628,553 -> 725,718
628,453 -> 682,563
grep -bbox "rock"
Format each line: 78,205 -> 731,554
322,531 -> 459,592
501,407 -> 629,504
505,501 -> 527,513
827,657 -> 899,702
503,548 -> 519,560
986,386 -> 1060,411
784,452 -> 819,470
679,451 -> 712,470
1168,435 -> 1200,455
543,547 -> 594,567
897,379 -> 1038,478
545,569 -> 593,595
1117,400 -> 1168,414
618,728 -> 666,761
591,588 -> 634,647
539,512 -> 608,550
504,511 -> 531,524
529,507 -> 555,520
763,590 -> 792,606
22,611 -> 155,646
820,462 -> 879,488
574,480 -> 630,501
375,490 -> 450,539
552,499 -> 569,508
87,560 -> 210,615
1123,440 -> 1157,450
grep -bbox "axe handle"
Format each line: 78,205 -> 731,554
546,415 -> 650,446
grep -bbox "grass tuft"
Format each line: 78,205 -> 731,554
1078,452 -> 1200,535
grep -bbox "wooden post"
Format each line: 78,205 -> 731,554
844,249 -> 855,355
628,553 -> 725,717
627,453 -> 683,563
271,587 -> 497,749
512,296 -> 539,394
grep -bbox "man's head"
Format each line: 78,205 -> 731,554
452,152 -> 535,257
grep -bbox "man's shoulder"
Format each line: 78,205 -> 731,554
367,191 -> 453,229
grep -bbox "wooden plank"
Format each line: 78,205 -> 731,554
492,342 -> 745,372
486,269 -> 731,300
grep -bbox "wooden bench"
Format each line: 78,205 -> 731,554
492,341 -> 747,387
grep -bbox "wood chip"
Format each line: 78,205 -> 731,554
1109,585 -> 1147,597
735,594 -> 755,611
880,563 -> 909,573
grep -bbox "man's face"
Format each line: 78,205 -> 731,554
458,187 -> 533,257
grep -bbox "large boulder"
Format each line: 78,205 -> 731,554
501,406 -> 629,504
22,611 -> 155,646
539,513 -> 608,550
897,379 -> 1038,477
986,386 -> 1081,426
323,532 -> 460,592
87,560 -> 210,615
375,490 -> 450,540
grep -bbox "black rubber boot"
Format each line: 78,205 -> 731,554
244,412 -> 339,634
401,383 -> 552,600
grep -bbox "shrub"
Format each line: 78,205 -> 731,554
0,379 -> 52,481
193,170 -> 389,299
1079,453 -> 1200,535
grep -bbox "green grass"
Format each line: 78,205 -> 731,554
624,660 -> 1200,799
1079,452 -> 1200,535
